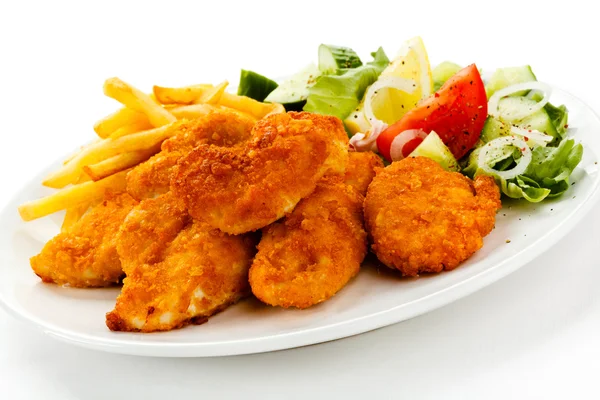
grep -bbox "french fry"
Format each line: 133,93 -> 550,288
43,121 -> 182,188
219,92 -> 285,119
83,145 -> 161,181
194,81 -> 228,104
153,84 -> 213,105
109,119 -> 153,140
94,107 -> 150,138
61,204 -> 90,232
103,77 -> 176,127
169,103 -> 259,122
169,103 -> 217,119
19,170 -> 129,222
61,174 -> 91,231
63,139 -> 102,165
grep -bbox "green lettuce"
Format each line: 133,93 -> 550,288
462,90 -> 581,203
465,137 -> 583,202
525,138 -> 583,196
500,176 -> 551,203
527,91 -> 570,138
544,102 -> 569,137
303,47 -> 389,120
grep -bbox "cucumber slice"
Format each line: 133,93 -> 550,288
497,96 -> 560,142
432,61 -> 462,91
497,96 -> 541,123
527,92 -> 569,137
481,115 -> 512,143
237,70 -> 278,102
485,66 -> 537,98
264,64 -> 322,105
518,109 -> 559,141
409,131 -> 460,171
318,45 -> 362,74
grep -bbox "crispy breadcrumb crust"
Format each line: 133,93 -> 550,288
249,178 -> 367,309
364,157 -> 501,277
171,112 -> 349,234
106,193 -> 257,332
344,151 -> 384,196
30,193 -> 138,287
126,109 -> 255,200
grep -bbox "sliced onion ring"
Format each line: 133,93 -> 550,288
488,81 -> 552,122
389,129 -> 428,161
478,136 -> 532,180
364,76 -> 417,127
349,120 -> 388,152
510,126 -> 553,148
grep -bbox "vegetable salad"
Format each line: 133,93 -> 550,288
236,37 -> 582,203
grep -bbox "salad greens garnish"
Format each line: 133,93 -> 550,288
237,42 -> 584,204
237,70 -> 278,102
304,48 -> 389,120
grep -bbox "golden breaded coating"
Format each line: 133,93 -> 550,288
249,178 -> 367,309
126,109 -> 255,200
171,112 -> 349,234
344,151 -> 384,195
106,193 -> 256,332
364,157 -> 501,277
30,193 -> 138,287
114,192 -> 190,266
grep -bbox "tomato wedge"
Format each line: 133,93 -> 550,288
377,64 -> 487,161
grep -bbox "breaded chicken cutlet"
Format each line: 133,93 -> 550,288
30,111 -> 254,289
171,112 -> 349,234
249,177 -> 367,309
126,109 -> 255,200
364,157 -> 501,277
106,193 -> 257,332
344,151 -> 384,196
249,151 -> 382,309
30,193 -> 138,287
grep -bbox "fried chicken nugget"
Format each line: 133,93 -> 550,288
106,193 -> 256,332
171,112 -> 349,234
364,157 -> 501,277
249,177 -> 367,309
30,193 -> 138,287
344,151 -> 384,196
126,109 -> 255,200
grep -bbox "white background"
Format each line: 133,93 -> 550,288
1,1 -> 599,398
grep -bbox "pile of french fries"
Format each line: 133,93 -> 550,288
18,77 -> 285,230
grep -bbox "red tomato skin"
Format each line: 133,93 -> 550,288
402,138 -> 423,158
377,64 -> 487,161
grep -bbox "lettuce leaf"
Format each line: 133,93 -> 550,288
465,137 -> 583,202
501,176 -> 551,203
303,47 -> 389,120
527,91 -> 569,140
544,102 -> 569,137
525,138 -> 583,186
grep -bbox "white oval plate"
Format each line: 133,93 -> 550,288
1,87 -> 599,357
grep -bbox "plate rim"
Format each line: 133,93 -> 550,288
1,85 -> 599,357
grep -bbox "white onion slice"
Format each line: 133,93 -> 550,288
510,126 -> 553,148
525,89 -> 543,100
349,120 -> 388,152
478,136 -> 532,180
389,129 -> 428,161
488,81 -> 552,122
364,76 -> 417,127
